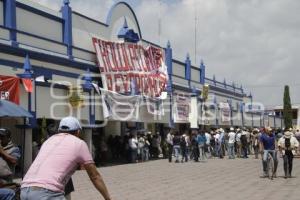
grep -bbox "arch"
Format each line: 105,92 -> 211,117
106,1 -> 143,39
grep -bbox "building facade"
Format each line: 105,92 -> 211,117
0,0 -> 283,170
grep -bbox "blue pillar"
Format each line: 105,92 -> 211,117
165,41 -> 174,128
4,0 -> 17,46
250,93 -> 254,128
82,68 -> 95,124
213,75 -> 216,86
232,82 -> 236,93
165,41 -> 173,92
214,95 -> 219,127
200,60 -> 205,85
228,99 -> 233,127
260,114 -> 262,127
62,0 -> 73,58
17,55 -> 36,127
185,53 -> 191,87
241,102 -> 244,127
240,84 -> 244,94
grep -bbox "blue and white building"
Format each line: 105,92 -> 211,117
0,0 -> 283,170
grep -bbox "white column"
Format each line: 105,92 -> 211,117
297,108 -> 300,129
82,128 -> 93,153
189,96 -> 198,128
24,128 -> 33,173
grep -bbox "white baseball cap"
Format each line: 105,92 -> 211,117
58,116 -> 82,132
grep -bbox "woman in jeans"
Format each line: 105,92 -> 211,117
172,132 -> 181,163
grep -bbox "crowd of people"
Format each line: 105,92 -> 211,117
106,131 -> 163,164
165,127 -> 300,178
1,120 -> 300,199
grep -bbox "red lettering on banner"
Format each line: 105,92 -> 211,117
105,74 -> 113,91
135,74 -> 141,93
101,40 -> 110,72
143,76 -> 149,94
123,74 -> 129,93
121,44 -> 131,71
139,46 -> 149,72
105,42 -> 115,72
109,42 -> 119,72
92,37 -> 168,97
0,75 -> 20,104
128,44 -> 134,70
114,74 -> 123,92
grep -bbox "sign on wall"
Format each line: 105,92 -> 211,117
0,75 -> 20,104
174,93 -> 190,123
92,38 -> 168,97
219,102 -> 231,122
146,97 -> 164,116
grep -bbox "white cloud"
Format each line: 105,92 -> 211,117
28,0 -> 300,107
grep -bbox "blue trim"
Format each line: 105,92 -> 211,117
72,11 -> 108,27
0,58 -> 80,79
27,93 -> 37,128
241,103 -> 245,127
16,27 -> 65,46
34,81 -> 37,117
165,42 -> 174,128
16,1 -> 63,23
106,1 -> 143,39
62,3 -> 73,57
172,59 -> 199,71
0,25 -> 65,45
0,43 -> 98,72
3,0 -> 17,43
185,54 -> 191,85
88,91 -> 95,125
165,42 -> 173,93
35,81 -> 68,89
205,77 -> 244,94
208,85 -> 244,98
72,46 -> 95,55
200,60 -> 205,85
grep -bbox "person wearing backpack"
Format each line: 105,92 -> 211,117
180,134 -> 188,163
278,130 -> 299,178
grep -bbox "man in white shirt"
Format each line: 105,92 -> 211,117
214,130 -> 221,158
129,133 -> 138,163
278,131 -> 299,178
205,131 -> 211,158
228,127 -> 236,159
166,129 -> 174,163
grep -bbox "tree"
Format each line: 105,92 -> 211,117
283,85 -> 293,128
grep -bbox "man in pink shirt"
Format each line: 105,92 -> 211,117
20,116 -> 112,200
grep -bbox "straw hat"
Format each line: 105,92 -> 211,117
284,131 -> 293,138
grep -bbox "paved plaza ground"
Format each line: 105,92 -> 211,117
72,157 -> 300,200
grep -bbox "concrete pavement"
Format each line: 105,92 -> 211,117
71,157 -> 300,200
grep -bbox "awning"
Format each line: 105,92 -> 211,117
0,99 -> 33,118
